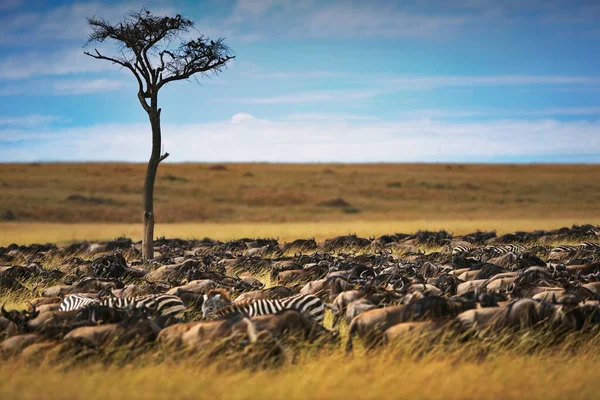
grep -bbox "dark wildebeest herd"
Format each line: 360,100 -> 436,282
1,225 -> 600,363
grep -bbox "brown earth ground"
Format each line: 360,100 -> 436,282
1,163 -> 599,223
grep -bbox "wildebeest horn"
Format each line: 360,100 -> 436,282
1,303 -> 8,319
399,279 -> 405,292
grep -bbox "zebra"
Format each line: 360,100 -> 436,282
579,242 -> 600,251
59,294 -> 186,319
478,244 -> 527,257
550,245 -> 579,254
100,294 -> 186,319
202,291 -> 327,324
59,293 -> 99,312
451,244 -> 474,255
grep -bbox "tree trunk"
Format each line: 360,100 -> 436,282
142,96 -> 162,260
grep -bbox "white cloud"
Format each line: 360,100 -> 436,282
3,116 -> 600,162
0,114 -> 61,127
52,79 -> 130,95
230,112 -> 256,123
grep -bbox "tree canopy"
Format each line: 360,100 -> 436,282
84,9 -> 234,112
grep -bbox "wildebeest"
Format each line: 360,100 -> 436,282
345,296 -> 454,352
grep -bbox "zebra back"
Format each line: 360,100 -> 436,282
59,294 -> 99,312
551,245 -> 579,253
100,294 -> 186,319
212,294 -> 325,324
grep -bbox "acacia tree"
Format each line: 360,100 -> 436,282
85,10 -> 234,259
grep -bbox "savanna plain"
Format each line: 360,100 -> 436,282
1,163 -> 600,400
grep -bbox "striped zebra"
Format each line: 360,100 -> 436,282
59,293 -> 99,312
451,244 -> 474,255
482,244 -> 528,256
202,291 -> 326,324
59,294 -> 185,319
550,245 -> 579,254
101,294 -> 186,319
579,242 -> 600,251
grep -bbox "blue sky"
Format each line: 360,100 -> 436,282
1,0 -> 600,162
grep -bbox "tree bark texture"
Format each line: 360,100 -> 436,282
142,95 -> 162,260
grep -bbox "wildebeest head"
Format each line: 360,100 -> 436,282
0,303 -> 39,327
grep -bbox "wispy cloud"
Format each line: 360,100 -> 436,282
222,75 -> 600,105
0,48 -> 114,80
524,107 -> 600,116
283,112 -> 379,121
238,67 -> 600,90
0,78 -> 130,96
0,0 -> 22,10
0,114 -> 61,127
305,3 -> 467,38
398,109 -> 484,119
386,75 -> 600,90
226,89 -> 381,104
0,1 -> 173,43
52,79 -> 130,95
397,106 -> 600,119
199,0 -> 600,44
203,0 -> 472,41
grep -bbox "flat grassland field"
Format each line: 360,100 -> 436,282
1,162 -> 600,244
2,162 -> 600,400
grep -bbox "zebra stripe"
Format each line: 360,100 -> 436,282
551,245 -> 579,253
579,242 -> 600,250
212,294 -> 326,324
59,294 -> 99,312
59,294 -> 186,319
451,245 -> 473,255
100,294 -> 186,319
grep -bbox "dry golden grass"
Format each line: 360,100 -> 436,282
1,218 -> 600,246
1,162 -> 600,223
1,349 -> 598,400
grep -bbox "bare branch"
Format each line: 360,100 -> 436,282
83,49 -> 150,111
159,152 -> 170,163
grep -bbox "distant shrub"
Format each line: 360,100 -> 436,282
317,198 -> 351,208
459,183 -> 479,191
323,168 -> 335,175
1,209 -> 16,221
243,172 -> 255,177
386,181 -> 402,188
65,194 -> 122,206
163,174 -> 188,182
342,206 -> 361,214
208,164 -> 228,171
